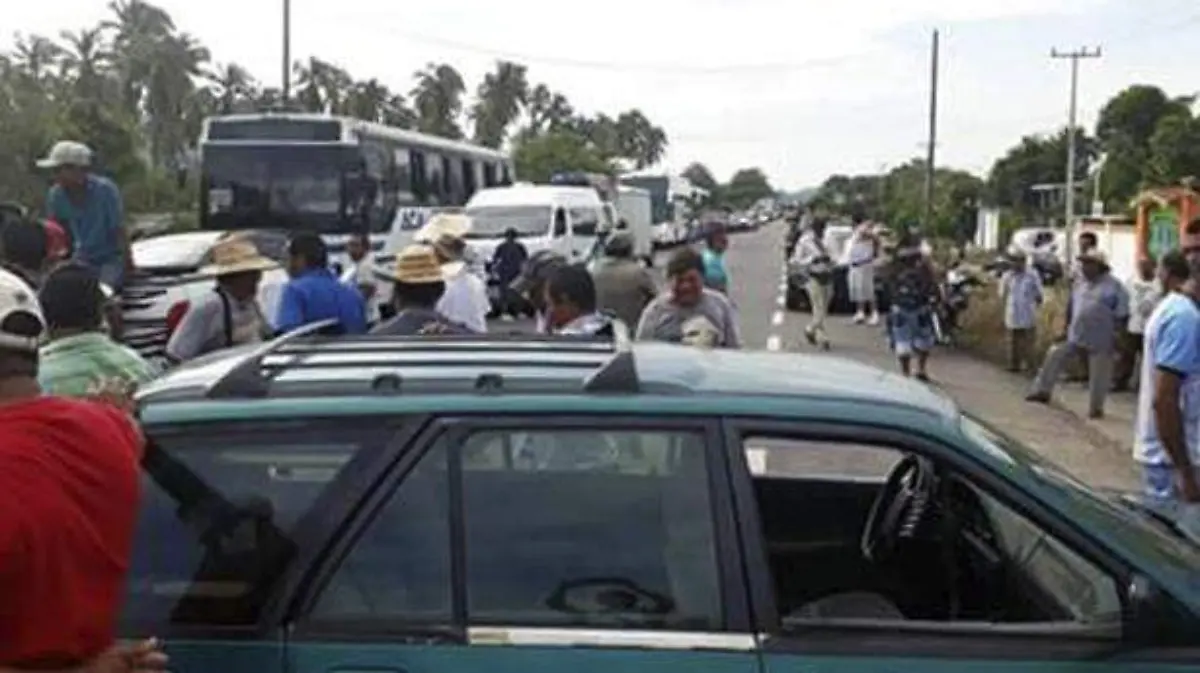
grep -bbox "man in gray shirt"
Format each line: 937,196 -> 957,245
1027,248 -> 1128,418
636,246 -> 741,348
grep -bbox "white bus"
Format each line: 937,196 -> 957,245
197,112 -> 514,256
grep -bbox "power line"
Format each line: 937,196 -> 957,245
383,29 -> 893,75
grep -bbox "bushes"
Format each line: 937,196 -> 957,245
957,279 -> 1069,371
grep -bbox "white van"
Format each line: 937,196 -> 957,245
614,185 -> 654,264
463,185 -> 610,265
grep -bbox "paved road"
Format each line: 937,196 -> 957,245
483,222 -> 1137,490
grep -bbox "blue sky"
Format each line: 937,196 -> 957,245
7,0 -> 1199,189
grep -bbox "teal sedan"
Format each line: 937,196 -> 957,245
124,322 -> 1200,672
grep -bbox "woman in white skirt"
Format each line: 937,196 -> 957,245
845,220 -> 879,325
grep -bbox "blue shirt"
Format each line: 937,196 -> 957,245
701,249 -> 728,290
276,268 -> 368,335
46,174 -> 125,266
1000,269 -> 1043,330
1134,293 -> 1200,466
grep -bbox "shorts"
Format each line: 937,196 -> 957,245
888,306 -> 935,356
847,263 -> 875,303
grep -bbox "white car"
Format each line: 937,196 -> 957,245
120,230 -> 291,359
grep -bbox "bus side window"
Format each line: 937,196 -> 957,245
482,162 -> 497,188
394,147 -> 415,206
500,164 -> 513,186
410,150 -> 429,204
462,159 -> 478,200
425,152 -> 444,207
443,155 -> 463,205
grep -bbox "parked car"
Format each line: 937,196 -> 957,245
121,229 -> 290,359
123,325 -> 1198,672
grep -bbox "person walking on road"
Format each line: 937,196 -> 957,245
511,250 -> 569,334
39,141 -> 134,292
883,235 -> 940,381
1114,256 -> 1161,391
845,216 -> 879,325
544,264 -> 615,337
999,251 -> 1043,373
593,232 -> 657,329
166,236 -> 277,363
636,246 -> 740,348
372,245 -> 474,336
791,218 -> 835,350
432,233 -> 489,333
490,227 -> 528,318
1133,230 -> 1200,508
1026,249 -> 1129,418
700,225 -> 730,294
339,232 -> 380,327
277,233 -> 367,336
37,263 -> 156,397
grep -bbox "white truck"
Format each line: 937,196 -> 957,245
614,185 -> 654,265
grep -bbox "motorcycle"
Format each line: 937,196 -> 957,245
934,267 -> 980,345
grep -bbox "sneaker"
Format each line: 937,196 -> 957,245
868,312 -> 880,326
853,311 -> 865,324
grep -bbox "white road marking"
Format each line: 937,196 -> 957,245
775,295 -> 785,307
771,311 -> 784,326
766,335 -> 782,351
777,280 -> 788,292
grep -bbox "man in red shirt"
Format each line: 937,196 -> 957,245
0,267 -> 163,672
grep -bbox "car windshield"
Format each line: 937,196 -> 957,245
464,205 -> 551,239
132,234 -> 216,270
961,415 -> 1200,570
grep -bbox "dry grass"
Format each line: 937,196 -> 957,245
957,279 -> 1070,372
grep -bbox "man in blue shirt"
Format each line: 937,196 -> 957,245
39,141 -> 133,291
276,233 -> 367,335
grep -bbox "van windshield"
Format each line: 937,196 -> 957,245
465,205 -> 551,239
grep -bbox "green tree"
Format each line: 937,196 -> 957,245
724,168 -> 773,208
512,130 -> 612,182
411,63 -> 466,139
470,60 -> 528,148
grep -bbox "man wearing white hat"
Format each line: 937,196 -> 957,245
432,232 -> 489,333
39,141 -> 134,292
165,236 -> 278,363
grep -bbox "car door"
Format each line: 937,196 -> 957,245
723,418 -> 1200,672
122,416 -> 421,673
285,415 -> 762,673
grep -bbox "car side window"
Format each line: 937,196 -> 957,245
569,207 -> 600,237
305,426 -> 724,632
552,208 -> 568,237
738,434 -> 1121,636
121,421 -> 397,633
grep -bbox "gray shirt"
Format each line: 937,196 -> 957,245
1067,273 -> 1129,353
635,288 -> 741,348
165,288 -> 272,362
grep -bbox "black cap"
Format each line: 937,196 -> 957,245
511,249 -> 568,295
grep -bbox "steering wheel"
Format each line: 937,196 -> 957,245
546,577 -> 675,616
861,455 -> 935,563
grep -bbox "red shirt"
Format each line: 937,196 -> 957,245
44,219 -> 69,261
0,397 -> 142,667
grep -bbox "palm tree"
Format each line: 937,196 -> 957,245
411,63 -> 466,139
616,109 -> 667,169
144,32 -> 210,165
59,27 -> 112,100
10,34 -> 64,86
342,78 -> 391,121
207,62 -> 255,113
104,0 -> 175,112
523,83 -> 574,134
382,94 -> 417,129
470,60 -> 528,148
293,57 -> 352,113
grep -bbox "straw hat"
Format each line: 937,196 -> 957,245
201,237 -> 279,276
415,212 -> 471,243
384,244 -> 447,284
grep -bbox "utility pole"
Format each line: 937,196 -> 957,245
1051,46 -> 1101,267
922,29 -> 940,235
282,0 -> 292,103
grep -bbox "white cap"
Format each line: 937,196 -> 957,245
0,268 -> 44,352
36,141 -> 93,169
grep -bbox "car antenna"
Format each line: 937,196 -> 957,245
206,319 -> 340,399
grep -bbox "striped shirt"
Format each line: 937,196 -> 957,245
38,332 -> 158,398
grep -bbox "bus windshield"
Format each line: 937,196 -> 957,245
464,205 -> 551,239
201,144 -> 376,232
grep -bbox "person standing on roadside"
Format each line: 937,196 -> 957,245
372,245 -> 474,336
1134,229 -> 1200,508
593,232 -> 657,328
700,225 -> 730,294
999,251 -> 1043,373
277,233 -> 367,335
0,267 -> 165,673
37,263 -> 156,397
1115,256 -> 1162,392
636,247 -> 740,348
544,264 -> 615,337
39,141 -> 134,292
1027,249 -> 1129,418
791,218 -> 835,350
845,216 -> 879,325
339,232 -> 380,327
884,235 -> 940,381
432,233 -> 489,333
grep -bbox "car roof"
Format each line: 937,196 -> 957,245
136,327 -> 959,427
467,185 -> 602,209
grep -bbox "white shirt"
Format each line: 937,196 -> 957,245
999,269 -> 1043,330
1127,277 -> 1161,335
437,265 -> 489,333
1134,293 -> 1200,466
341,259 -> 380,324
844,228 -> 875,266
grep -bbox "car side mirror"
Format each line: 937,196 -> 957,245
1125,574 -> 1166,644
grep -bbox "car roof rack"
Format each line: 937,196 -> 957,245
203,319 -> 642,400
